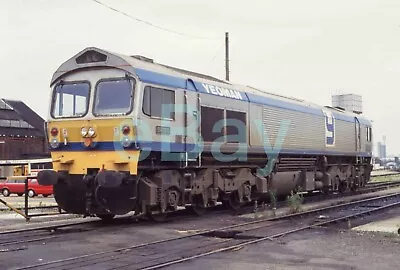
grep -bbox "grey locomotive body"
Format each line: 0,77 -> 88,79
38,47 -> 372,220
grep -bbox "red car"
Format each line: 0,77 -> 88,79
0,177 -> 53,198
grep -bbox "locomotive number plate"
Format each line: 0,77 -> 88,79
156,126 -> 170,135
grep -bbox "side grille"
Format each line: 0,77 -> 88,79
276,157 -> 317,171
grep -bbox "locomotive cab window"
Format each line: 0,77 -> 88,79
52,82 -> 90,118
142,86 -> 175,119
94,78 -> 135,116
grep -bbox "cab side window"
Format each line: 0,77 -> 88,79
143,86 -> 175,119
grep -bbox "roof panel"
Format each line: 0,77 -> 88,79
0,100 -> 12,110
53,47 -> 372,126
159,64 -> 228,84
0,109 -> 21,120
2,99 -> 44,134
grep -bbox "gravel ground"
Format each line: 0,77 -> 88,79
2,190 -> 400,270
167,228 -> 400,270
2,209 -> 400,270
167,207 -> 400,270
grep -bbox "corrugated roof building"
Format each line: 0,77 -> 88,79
0,99 -> 48,160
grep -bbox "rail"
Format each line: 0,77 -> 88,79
11,192 -> 400,270
143,195 -> 400,270
370,171 -> 400,177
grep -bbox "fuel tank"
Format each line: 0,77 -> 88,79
269,171 -> 302,196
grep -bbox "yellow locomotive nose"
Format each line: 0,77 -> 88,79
47,119 -> 139,175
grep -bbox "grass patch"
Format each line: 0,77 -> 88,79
287,191 -> 304,214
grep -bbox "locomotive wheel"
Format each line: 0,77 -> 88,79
187,202 -> 207,216
224,192 -> 242,211
146,205 -> 168,222
321,187 -> 330,194
146,211 -> 167,222
187,195 -> 207,216
338,181 -> 347,193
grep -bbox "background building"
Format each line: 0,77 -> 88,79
332,94 -> 363,114
377,136 -> 387,160
0,98 -> 48,160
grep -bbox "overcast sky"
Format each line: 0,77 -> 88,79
2,0 -> 400,155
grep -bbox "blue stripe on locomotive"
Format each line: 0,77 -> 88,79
135,68 -> 371,127
135,69 -> 197,91
51,141 -> 371,158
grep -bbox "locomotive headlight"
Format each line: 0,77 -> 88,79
80,127 -> 88,137
50,138 -> 60,149
88,127 -> 96,137
121,136 -> 131,148
83,138 -> 93,148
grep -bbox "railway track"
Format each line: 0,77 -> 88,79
10,192 -> 400,270
365,179 -> 400,188
370,171 -> 400,178
142,193 -> 400,270
1,179 -> 400,251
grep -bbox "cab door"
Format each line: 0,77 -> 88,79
182,81 -> 200,166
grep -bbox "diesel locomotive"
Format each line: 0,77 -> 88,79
38,47 -> 373,220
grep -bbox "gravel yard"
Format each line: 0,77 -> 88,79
168,225 -> 400,270
1,191 -> 400,270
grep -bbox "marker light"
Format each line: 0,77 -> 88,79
81,127 -> 88,137
88,127 -> 95,137
122,126 -> 130,135
50,127 -> 58,137
50,138 -> 60,149
121,136 -> 131,148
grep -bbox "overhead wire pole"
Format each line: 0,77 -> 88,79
225,32 -> 230,81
